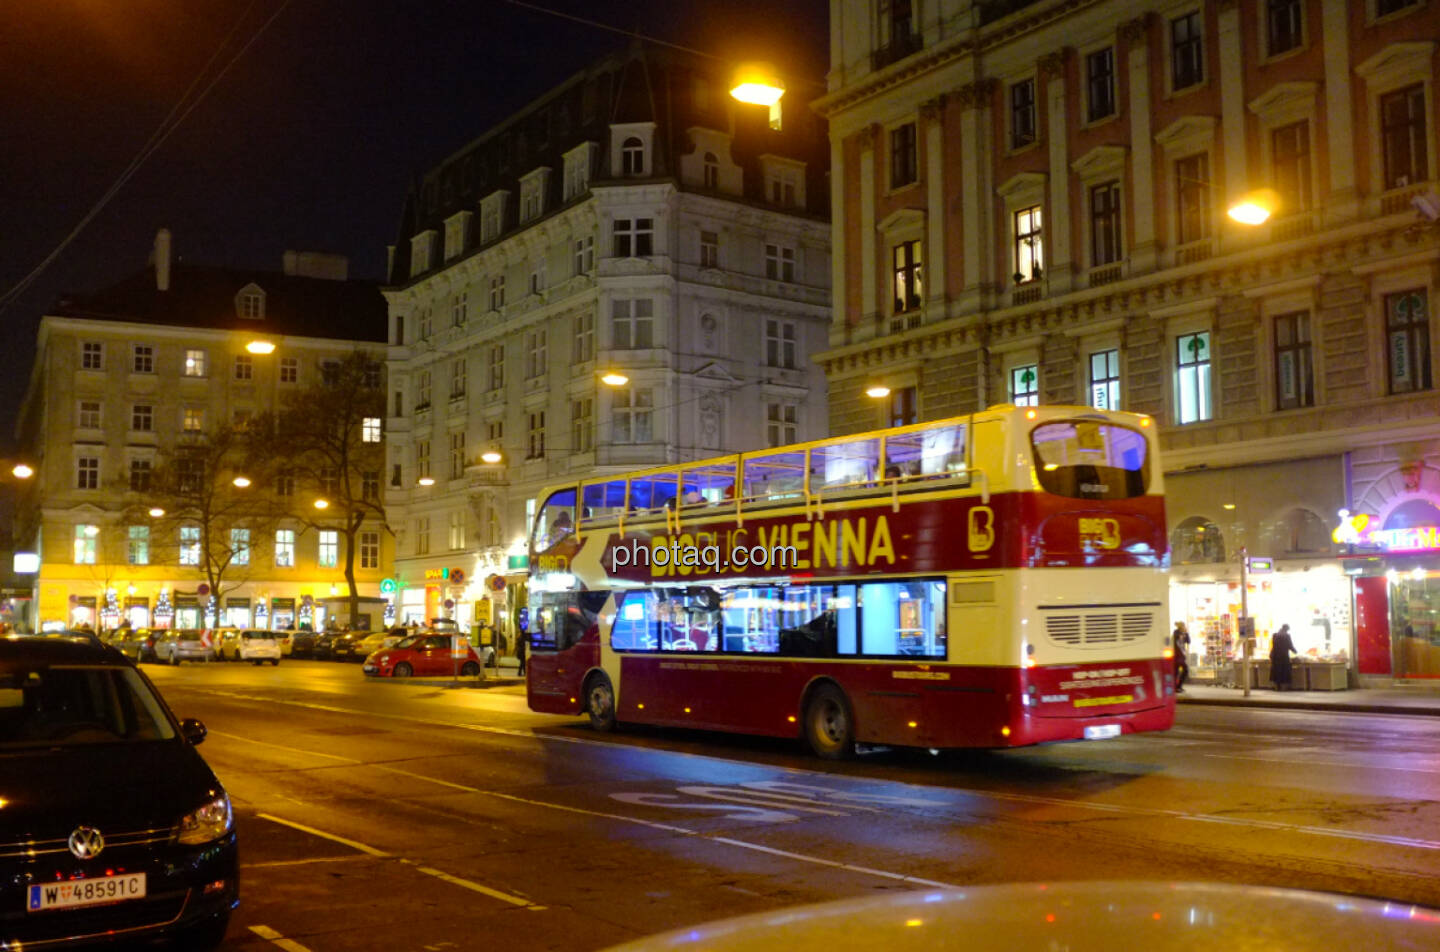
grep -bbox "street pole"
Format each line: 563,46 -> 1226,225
1239,546 -> 1251,698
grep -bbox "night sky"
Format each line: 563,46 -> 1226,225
0,0 -> 828,450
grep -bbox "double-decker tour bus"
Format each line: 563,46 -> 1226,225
524,404 -> 1174,757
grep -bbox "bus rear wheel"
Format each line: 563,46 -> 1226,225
585,673 -> 616,732
804,684 -> 855,760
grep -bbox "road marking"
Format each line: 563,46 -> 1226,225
249,924 -> 315,952
1205,752 -> 1440,775
195,687 -> 1440,855
256,813 -> 391,857
242,855 -> 370,869
415,865 -> 545,910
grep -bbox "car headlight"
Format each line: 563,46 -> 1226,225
176,793 -> 233,845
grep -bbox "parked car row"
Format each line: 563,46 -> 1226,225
98,628 -> 279,665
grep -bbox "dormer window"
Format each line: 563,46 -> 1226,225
519,168 -> 551,223
562,143 -> 595,200
409,231 -> 436,276
611,122 -> 656,179
480,191 -> 509,243
759,155 -> 808,210
703,152 -> 718,188
622,137 -> 644,175
236,284 -> 265,319
443,212 -> 472,260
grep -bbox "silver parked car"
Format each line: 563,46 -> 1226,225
155,629 -> 216,664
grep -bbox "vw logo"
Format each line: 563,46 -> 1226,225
67,826 -> 104,860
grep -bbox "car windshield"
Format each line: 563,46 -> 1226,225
0,664 -> 177,748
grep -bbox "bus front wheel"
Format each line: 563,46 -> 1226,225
804,684 -> 855,760
586,673 -> 617,732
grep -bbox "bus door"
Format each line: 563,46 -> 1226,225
528,591 -> 603,707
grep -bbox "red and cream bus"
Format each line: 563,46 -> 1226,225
524,404 -> 1174,757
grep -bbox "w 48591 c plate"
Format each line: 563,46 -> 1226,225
28,873 -> 146,912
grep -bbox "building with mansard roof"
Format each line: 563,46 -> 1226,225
816,0 -> 1440,683
382,45 -> 832,634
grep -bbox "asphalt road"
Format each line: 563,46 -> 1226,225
127,660 -> 1440,951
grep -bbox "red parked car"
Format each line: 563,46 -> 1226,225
363,632 -> 481,678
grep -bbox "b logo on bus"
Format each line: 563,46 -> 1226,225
967,506 -> 995,553
1078,517 -> 1121,550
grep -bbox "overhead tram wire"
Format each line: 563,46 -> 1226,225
0,0 -> 295,317
492,0 -> 730,63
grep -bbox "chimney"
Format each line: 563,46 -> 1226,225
154,228 -> 172,291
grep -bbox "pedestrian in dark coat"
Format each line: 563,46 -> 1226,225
515,632 -> 527,677
1172,622 -> 1191,693
1270,624 -> 1298,690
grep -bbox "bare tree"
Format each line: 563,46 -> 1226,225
250,349 -> 388,628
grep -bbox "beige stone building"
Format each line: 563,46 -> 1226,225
816,0 -> 1440,681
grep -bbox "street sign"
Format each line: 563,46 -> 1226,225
474,599 -> 492,625
197,583 -> 210,596
451,635 -> 468,659
379,578 -> 397,593
1238,617 -> 1255,637
1248,557 -> 1273,573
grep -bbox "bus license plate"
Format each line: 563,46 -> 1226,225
1084,724 -> 1121,740
28,873 -> 146,912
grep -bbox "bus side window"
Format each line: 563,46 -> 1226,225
858,580 -> 947,658
611,592 -> 657,651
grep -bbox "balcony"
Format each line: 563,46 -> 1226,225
871,32 -> 923,71
1088,263 -> 1123,288
1175,239 -> 1214,266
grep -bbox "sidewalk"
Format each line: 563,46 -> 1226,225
1179,680 -> 1440,717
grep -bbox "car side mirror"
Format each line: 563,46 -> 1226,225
181,718 -> 207,746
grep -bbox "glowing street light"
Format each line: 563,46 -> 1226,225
480,450 -> 503,464
313,498 -> 330,509
10,464 -> 33,480
600,371 -> 629,387
865,385 -> 892,399
730,62 -> 785,106
246,340 -> 276,355
417,476 -> 435,487
148,507 -> 165,518
232,476 -> 252,488
1227,188 -> 1281,226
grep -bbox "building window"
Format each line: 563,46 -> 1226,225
1089,181 -> 1123,267
1011,365 -> 1039,407
76,456 -> 99,490
488,345 -> 505,390
703,152 -> 719,188
1386,289 -> 1431,394
184,349 -> 207,377
129,458 -> 152,493
699,230 -> 719,268
415,516 -> 430,556
571,398 -> 593,453
613,388 -> 653,443
177,457 -> 203,493
892,239 -> 923,313
79,400 -> 101,429
1089,349 -> 1121,410
394,389 -> 404,417
360,531 -> 379,569
1175,153 -> 1211,244
1172,11 -> 1204,90
448,512 -> 465,551
239,292 -> 263,318
1010,79 -> 1036,150
280,357 -> 298,383
768,167 -> 800,207
1273,311 -> 1315,409
81,341 -> 103,370
765,319 -> 797,369
128,525 -> 149,565
612,299 -> 654,349
765,243 -> 796,282
621,136 -> 645,175
318,530 -> 338,568
489,276 -> 505,310
1013,205 -> 1043,283
450,430 -> 465,478
363,362 -> 380,389
74,525 -> 98,564
1272,121 -> 1311,213
232,528 -> 250,566
321,361 -> 340,387
183,407 -> 204,433
766,402 -> 797,447
235,354 -> 253,380
179,526 -> 200,566
275,529 -> 295,568
527,411 -> 546,459
564,146 -> 591,199
390,464 -> 402,488
526,329 -> 548,378
319,466 -> 339,495
573,236 -> 595,274
890,123 -> 917,188
613,218 -> 654,257
362,417 -> 381,443
889,0 -> 914,42
1085,47 -> 1116,122
451,358 -> 466,399
889,386 -> 918,427
362,470 -> 379,502
574,312 -> 595,363
417,371 -> 431,408
1176,331 -> 1213,423
452,291 -> 468,326
416,441 -> 431,480
276,470 -> 295,497
132,344 -> 154,374
1381,85 -> 1427,191
131,404 -> 153,432
1266,0 -> 1303,56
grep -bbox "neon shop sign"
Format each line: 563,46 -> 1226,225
1333,510 -> 1440,552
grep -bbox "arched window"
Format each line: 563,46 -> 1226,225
703,152 -> 719,189
622,137 -> 645,176
1384,497 -> 1440,531
1171,516 -> 1225,564
1264,507 -> 1332,556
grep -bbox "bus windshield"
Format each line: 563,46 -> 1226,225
1031,420 -> 1149,500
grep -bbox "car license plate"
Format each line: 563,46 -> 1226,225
28,873 -> 146,912
1083,724 -> 1122,740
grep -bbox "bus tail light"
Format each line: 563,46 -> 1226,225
1162,647 -> 1174,659
684,707 -> 692,714
1000,726 -> 1012,738
908,721 -> 918,729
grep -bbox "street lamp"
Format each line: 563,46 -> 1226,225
730,61 -> 786,130
865,385 -> 892,399
600,371 -> 629,387
11,464 -> 33,480
148,507 -> 165,518
246,340 -> 276,355
313,498 -> 329,510
232,476 -> 252,488
480,450 -> 503,465
417,476 -> 435,487
1226,188 -> 1282,226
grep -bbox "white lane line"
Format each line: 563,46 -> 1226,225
249,924 -> 315,952
242,855 -> 370,869
415,865 -> 546,910
708,838 -> 956,888
193,686 -> 1440,855
1204,752 -> 1440,775
256,813 -> 392,857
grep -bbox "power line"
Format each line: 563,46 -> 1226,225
0,0 -> 294,316
494,0 -> 730,64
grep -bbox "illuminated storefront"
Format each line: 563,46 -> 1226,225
1336,500 -> 1440,679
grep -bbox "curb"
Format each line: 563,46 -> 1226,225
1178,696 -> 1440,717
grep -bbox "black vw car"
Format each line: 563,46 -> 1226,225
0,636 -> 238,948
